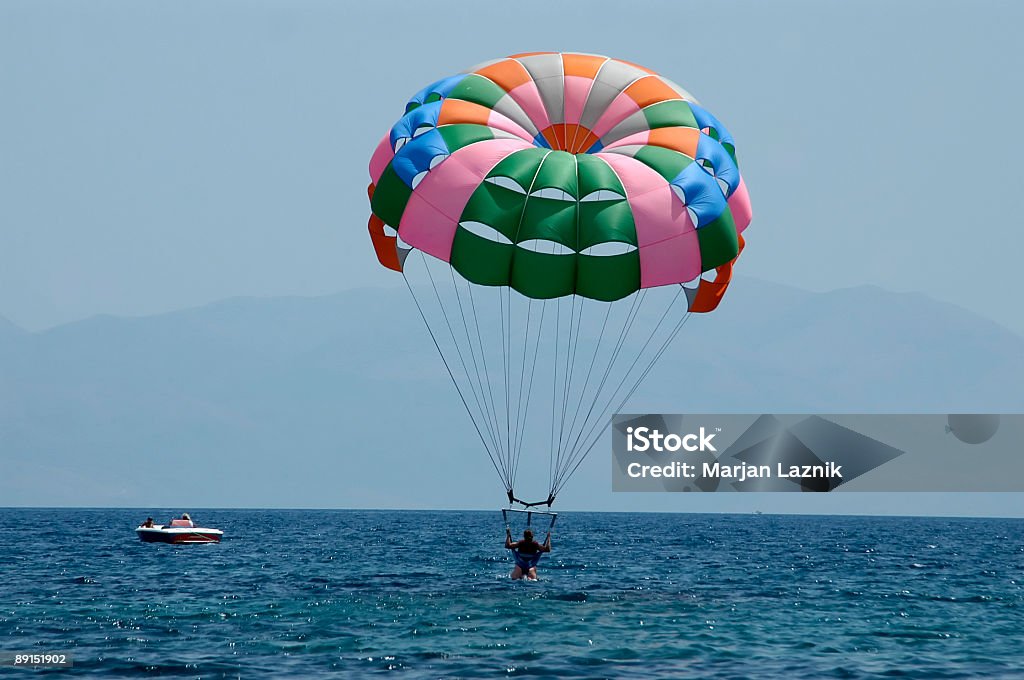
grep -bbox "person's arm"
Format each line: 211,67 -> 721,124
540,533 -> 552,552
505,528 -> 515,550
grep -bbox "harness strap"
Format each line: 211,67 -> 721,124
507,489 -> 556,508
511,549 -> 543,570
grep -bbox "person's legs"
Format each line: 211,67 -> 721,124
526,567 -> 538,580
510,566 -> 525,580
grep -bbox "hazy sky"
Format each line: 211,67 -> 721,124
1,0 -> 1023,333
2,1 -> 1024,516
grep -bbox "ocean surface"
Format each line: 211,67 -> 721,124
1,509 -> 1022,678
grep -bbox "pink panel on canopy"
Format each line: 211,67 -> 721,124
486,110 -> 534,142
399,138 -> 531,262
507,82 -> 551,131
598,153 -> 701,287
728,177 -> 753,233
562,75 -> 595,126
397,199 -> 457,263
603,131 -> 651,150
591,91 -> 641,139
368,135 -> 394,185
638,232 -> 701,289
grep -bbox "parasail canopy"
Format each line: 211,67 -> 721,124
366,53 -> 752,507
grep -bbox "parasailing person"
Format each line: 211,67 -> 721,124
504,526 -> 551,580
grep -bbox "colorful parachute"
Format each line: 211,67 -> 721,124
367,53 -> 752,506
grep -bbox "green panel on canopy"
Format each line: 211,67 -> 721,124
696,207 -> 739,271
510,248 -> 576,299
723,142 -> 738,165
632,146 -> 693,182
531,151 -> 579,198
576,251 -> 640,302
460,183 -> 529,243
370,165 -> 412,228
516,195 -> 578,248
451,227 -> 513,287
576,155 -> 626,198
643,100 -> 698,131
577,200 -> 636,251
438,124 -> 496,152
486,148 -> 549,188
448,74 -> 507,110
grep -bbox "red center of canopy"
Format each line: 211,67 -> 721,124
537,123 -> 599,154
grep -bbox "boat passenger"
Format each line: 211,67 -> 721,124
169,513 -> 195,528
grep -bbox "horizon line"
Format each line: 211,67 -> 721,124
3,505 -> 1022,521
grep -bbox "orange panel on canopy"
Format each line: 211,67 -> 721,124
476,59 -> 533,91
561,53 -> 606,79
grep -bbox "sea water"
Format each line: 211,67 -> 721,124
1,509 -> 1022,678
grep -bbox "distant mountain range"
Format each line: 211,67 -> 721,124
2,279 -> 1022,511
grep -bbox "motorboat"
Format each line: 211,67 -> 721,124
136,520 -> 223,544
